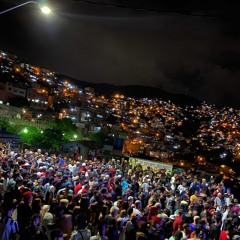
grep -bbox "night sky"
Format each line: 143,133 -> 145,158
1,0 -> 240,107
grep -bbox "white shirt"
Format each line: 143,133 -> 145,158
3,177 -> 9,192
73,165 -> 79,175
69,164 -> 74,173
133,208 -> 142,216
221,209 -> 229,230
170,176 -> 176,184
177,185 -> 186,194
225,194 -> 234,206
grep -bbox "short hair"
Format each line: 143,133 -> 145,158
193,216 -> 200,221
110,206 -> 119,214
226,224 -> 234,232
174,230 -> 183,240
135,200 -> 142,207
31,214 -> 41,224
127,207 -> 134,216
178,208 -> 184,215
183,223 -> 189,229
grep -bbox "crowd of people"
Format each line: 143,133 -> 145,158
0,146 -> 240,240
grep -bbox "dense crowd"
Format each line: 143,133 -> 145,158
0,146 -> 240,240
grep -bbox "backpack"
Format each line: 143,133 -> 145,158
1,217 -> 18,240
104,216 -> 117,239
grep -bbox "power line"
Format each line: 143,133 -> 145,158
73,0 -> 240,21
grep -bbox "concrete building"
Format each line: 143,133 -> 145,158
5,82 -> 27,98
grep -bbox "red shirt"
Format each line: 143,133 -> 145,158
148,205 -> 157,219
213,189 -> 222,197
79,166 -> 88,172
219,230 -> 228,240
173,215 -> 183,235
108,168 -> 116,176
74,183 -> 82,195
40,172 -> 46,178
107,183 -> 113,192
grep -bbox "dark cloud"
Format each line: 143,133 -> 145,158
1,0 -> 240,107
163,69 -> 204,92
198,66 -> 240,106
212,52 -> 240,71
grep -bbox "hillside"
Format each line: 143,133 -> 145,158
56,74 -> 201,106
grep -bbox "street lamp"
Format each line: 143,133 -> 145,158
0,1 -> 51,15
40,6 -> 51,14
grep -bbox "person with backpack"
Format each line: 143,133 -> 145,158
163,215 -> 175,239
103,206 -> 119,240
16,191 -> 33,235
19,214 -> 48,240
0,204 -> 19,240
70,214 -> 91,240
125,213 -> 138,240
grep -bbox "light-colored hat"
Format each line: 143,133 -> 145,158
60,199 -> 69,204
154,202 -> 161,208
157,213 -> 168,219
42,205 -> 50,210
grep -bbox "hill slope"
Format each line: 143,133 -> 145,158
56,74 -> 201,105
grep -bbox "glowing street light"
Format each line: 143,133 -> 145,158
23,128 -> 28,133
40,6 -> 51,15
0,1 -> 51,15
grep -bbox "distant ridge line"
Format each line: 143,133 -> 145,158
56,74 -> 201,106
